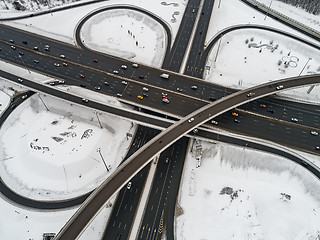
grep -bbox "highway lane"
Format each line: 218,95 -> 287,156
102,126 -> 159,240
162,0 -> 201,70
137,137 -> 188,240
184,0 -> 215,77
54,75 -> 320,240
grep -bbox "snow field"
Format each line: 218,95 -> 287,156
176,141 -> 320,240
0,93 -> 136,200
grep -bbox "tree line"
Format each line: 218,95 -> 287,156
277,0 -> 320,15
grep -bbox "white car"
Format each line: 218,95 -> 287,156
162,98 -> 170,104
59,54 -> 66,59
122,81 -> 128,85
276,85 -> 283,90
81,98 -> 89,103
211,120 -> 218,125
188,118 -> 194,123
113,70 -> 119,74
132,63 -> 139,68
127,182 -> 132,189
143,87 -> 148,92
54,63 -> 60,67
291,118 -> 298,122
121,65 -> 127,69
311,131 -> 318,136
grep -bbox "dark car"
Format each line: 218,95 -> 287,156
22,40 -> 27,44
80,83 -> 86,88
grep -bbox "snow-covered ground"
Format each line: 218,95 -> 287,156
205,0 -> 320,104
177,141 -> 320,240
0,0 -> 319,239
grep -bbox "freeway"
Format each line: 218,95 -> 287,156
54,74 -> 320,240
1,39 -> 319,153
1,23 -> 320,132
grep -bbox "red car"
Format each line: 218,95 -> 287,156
80,74 -> 85,78
93,59 -> 98,62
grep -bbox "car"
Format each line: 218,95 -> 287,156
188,118 -> 194,123
95,86 -> 101,90
33,59 -> 39,63
143,93 -> 148,97
82,98 -> 89,103
93,59 -> 98,62
198,49 -> 201,54
311,131 -> 318,136
117,93 -> 123,97
176,88 -> 183,92
80,83 -> 86,88
44,47 -> 50,51
121,81 -> 128,85
162,92 -> 168,97
127,182 -> 132,189
54,63 -> 60,67
132,63 -> 139,68
10,104 -> 16,109
62,63 -> 68,66
58,80 -> 65,84
139,75 -> 145,79
232,112 -> 238,116
165,157 -> 169,163
137,95 -> 143,100
59,54 -> 66,59
9,39 -> 14,43
260,104 -> 266,108
191,85 -> 197,90
267,108 -> 274,113
22,95 -> 28,99
80,74 -> 85,78
192,8 -> 195,13
34,46 -> 39,50
211,120 -> 218,125
18,52 -> 24,55
247,92 -> 255,97
199,31 -> 202,34
234,119 -> 240,123
44,45 -> 50,49
160,73 -> 169,79
49,82 -> 56,86
316,146 -> 320,150
291,118 -> 298,122
121,65 -> 127,69
113,70 -> 119,74
276,85 -> 283,90
142,87 -> 148,92
104,81 -> 109,86
162,98 -> 170,103
116,233 -> 121,240
11,45 -> 16,50
18,78 -> 23,83
22,41 -> 27,44
209,97 -> 216,101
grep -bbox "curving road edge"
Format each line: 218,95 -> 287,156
55,74 -> 320,239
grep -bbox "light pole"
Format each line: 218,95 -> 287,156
19,54 -> 31,74
299,57 -> 312,76
95,111 -> 103,129
37,93 -> 49,111
264,0 -> 273,20
97,148 -> 109,172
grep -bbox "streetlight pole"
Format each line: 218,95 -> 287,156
97,148 -> 109,172
95,111 -> 103,129
19,55 -> 31,74
299,57 -> 312,76
37,93 -> 49,111
264,0 -> 273,20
